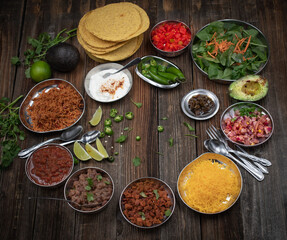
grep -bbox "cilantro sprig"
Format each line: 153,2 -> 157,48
0,96 -> 25,169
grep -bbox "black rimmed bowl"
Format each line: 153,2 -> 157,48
220,102 -> 274,147
119,177 -> 175,229
64,167 -> 114,213
150,20 -> 192,57
19,79 -> 85,133
177,153 -> 242,214
191,19 -> 270,84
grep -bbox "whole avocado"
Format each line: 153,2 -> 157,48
46,42 -> 80,72
229,75 -> 268,102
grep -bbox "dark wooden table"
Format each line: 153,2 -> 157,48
1,0 -> 286,239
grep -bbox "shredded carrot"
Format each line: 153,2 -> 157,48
27,83 -> 84,132
205,32 -> 252,59
242,35 -> 252,53
207,51 -> 216,59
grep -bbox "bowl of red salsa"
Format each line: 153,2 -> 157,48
25,144 -> 74,187
150,20 -> 192,57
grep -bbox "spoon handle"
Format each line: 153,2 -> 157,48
227,153 -> 264,181
104,57 -> 142,78
18,137 -> 60,158
235,151 -> 272,167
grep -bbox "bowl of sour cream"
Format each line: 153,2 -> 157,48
84,63 -> 133,102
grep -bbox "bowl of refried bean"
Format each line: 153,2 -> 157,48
64,167 -> 114,213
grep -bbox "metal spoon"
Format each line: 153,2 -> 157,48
60,130 -> 101,146
103,57 -> 142,78
204,139 -> 264,181
18,125 -> 83,158
28,196 -> 100,208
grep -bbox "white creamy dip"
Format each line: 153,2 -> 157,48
89,69 -> 131,102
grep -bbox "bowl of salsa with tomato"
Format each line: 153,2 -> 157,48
25,144 -> 74,187
150,20 -> 192,57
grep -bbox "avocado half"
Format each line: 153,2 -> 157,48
229,75 -> 268,101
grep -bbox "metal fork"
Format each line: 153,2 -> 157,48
209,125 -> 271,167
206,127 -> 265,176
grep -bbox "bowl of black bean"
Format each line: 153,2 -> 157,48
181,89 -> 219,120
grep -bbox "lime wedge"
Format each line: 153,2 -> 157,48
89,106 -> 102,126
73,141 -> 91,161
96,138 -> 109,158
85,143 -> 104,161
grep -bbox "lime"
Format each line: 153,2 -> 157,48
85,143 -> 104,161
30,61 -> 52,82
96,138 -> 109,158
73,141 -> 91,161
89,106 -> 102,126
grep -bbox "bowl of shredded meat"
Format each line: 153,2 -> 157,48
64,167 -> 114,213
19,79 -> 85,133
220,102 -> 274,147
119,177 -> 175,228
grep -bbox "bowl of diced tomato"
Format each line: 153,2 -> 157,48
150,20 -> 192,57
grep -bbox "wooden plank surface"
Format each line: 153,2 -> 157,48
0,0 -> 286,239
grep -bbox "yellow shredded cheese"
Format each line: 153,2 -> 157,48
178,156 -> 241,214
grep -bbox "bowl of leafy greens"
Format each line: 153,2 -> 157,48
191,19 -> 269,83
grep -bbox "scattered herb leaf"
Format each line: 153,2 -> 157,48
86,178 -> 94,188
96,175 -> 103,182
169,137 -> 174,146
85,186 -> 91,191
116,135 -> 127,143
132,156 -> 141,167
165,209 -> 172,217
131,98 -> 142,108
140,192 -> 147,198
87,192 -> 94,202
139,212 -> 146,220
153,189 -> 160,200
184,122 -> 195,131
161,117 -> 168,120
104,181 -> 111,185
73,157 -> 79,165
185,134 -> 198,138
123,127 -> 133,132
155,151 -> 164,156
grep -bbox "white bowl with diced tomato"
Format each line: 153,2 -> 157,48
220,102 -> 274,147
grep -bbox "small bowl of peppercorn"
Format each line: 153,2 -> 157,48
181,89 -> 219,120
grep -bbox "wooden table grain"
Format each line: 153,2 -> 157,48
1,0 -> 286,239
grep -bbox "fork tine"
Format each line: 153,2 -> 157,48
209,126 -> 219,140
211,125 -> 224,141
206,128 -> 216,139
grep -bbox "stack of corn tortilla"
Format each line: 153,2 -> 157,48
77,2 -> 150,62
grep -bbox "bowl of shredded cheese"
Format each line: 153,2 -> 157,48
177,153 -> 242,214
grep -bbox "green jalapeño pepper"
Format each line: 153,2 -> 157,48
114,115 -> 124,122
157,125 -> 164,132
110,108 -> 118,118
166,67 -> 185,81
104,126 -> 114,136
125,112 -> 134,120
104,119 -> 112,126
